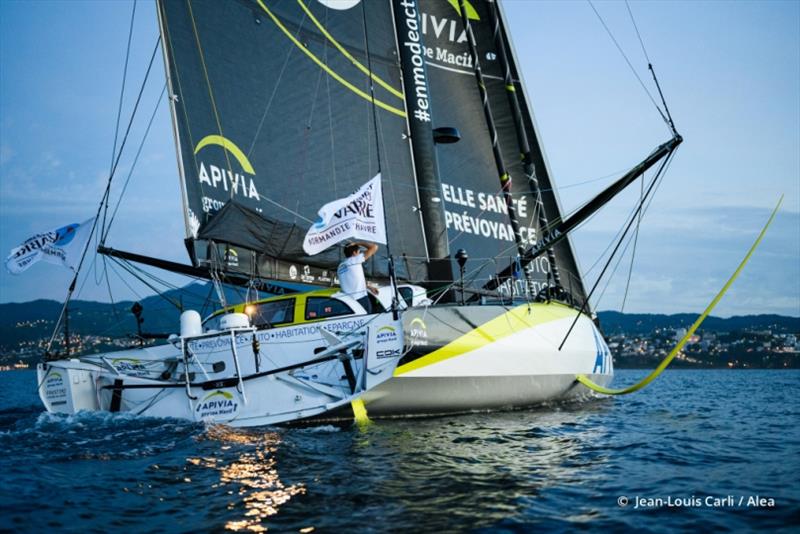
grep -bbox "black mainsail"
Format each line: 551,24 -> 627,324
150,0 -> 625,306
157,0 -> 430,285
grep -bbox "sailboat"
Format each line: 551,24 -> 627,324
37,0 -> 682,424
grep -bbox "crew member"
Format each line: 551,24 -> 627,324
338,241 -> 378,313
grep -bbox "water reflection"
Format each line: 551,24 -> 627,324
342,399 -> 615,529
196,425 -> 306,532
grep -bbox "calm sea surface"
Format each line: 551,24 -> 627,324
0,369 -> 797,532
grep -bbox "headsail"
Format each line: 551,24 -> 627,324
156,0 -> 427,285
416,0 -> 588,302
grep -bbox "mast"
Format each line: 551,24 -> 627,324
457,0 -> 530,290
487,0 -> 562,289
390,0 -> 452,283
63,304 -> 70,357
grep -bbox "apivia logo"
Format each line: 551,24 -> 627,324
421,0 -> 480,44
224,247 -> 239,268
45,371 -> 67,401
194,135 -> 261,211
408,317 -> 428,347
195,390 -> 240,421
376,325 -> 399,344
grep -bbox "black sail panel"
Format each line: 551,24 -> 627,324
157,0 -> 427,285
416,0 -> 588,303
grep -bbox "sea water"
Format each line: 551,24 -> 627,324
0,369 -> 797,532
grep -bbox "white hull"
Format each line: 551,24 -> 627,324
37,313 -> 403,427
37,302 -> 613,424
363,302 -> 614,416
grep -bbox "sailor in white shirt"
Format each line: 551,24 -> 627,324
337,241 -> 378,313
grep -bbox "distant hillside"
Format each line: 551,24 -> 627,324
2,282 -> 798,364
597,311 -> 799,335
0,283 -> 214,351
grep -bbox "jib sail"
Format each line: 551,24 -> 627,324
415,0 -> 588,303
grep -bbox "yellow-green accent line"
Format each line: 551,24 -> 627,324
395,302 -> 579,376
194,135 -> 256,174
577,195 -> 784,395
256,1 -> 406,118
505,84 -> 515,92
297,0 -> 404,100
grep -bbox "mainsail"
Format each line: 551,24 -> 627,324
157,0 -> 588,303
157,0 -> 428,284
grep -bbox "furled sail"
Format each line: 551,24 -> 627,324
156,0 -> 428,285
416,0 -> 588,303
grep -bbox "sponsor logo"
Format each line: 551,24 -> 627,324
44,370 -> 67,401
289,265 -> 298,280
194,135 -> 261,213
376,348 -> 401,359
224,247 -> 239,268
376,325 -> 399,344
416,0 -> 488,71
318,270 -> 332,283
396,0 -> 432,123
195,390 -> 240,421
592,329 -> 612,374
301,265 -> 315,283
112,358 -> 149,377
408,317 -> 428,347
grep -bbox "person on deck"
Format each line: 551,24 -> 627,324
338,241 -> 378,314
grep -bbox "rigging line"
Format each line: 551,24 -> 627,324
103,257 -> 120,325
104,0 -> 138,239
113,258 -> 183,310
324,10 -> 339,196
98,34 -> 162,245
594,215 -> 640,309
255,0 -> 406,118
186,0 -> 234,185
247,6 -> 306,158
103,83 -> 167,242
625,0 -> 677,132
255,193 -> 314,224
297,0 -> 403,100
558,151 -> 674,351
361,0 -> 383,174
45,36 -> 162,355
620,168 -> 644,311
578,195 -> 784,395
589,153 -> 673,298
586,0 -> 670,128
624,0 -> 651,65
107,257 -> 145,300
591,148 -> 674,297
159,5 -> 206,203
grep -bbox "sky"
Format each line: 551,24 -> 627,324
0,0 -> 798,317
